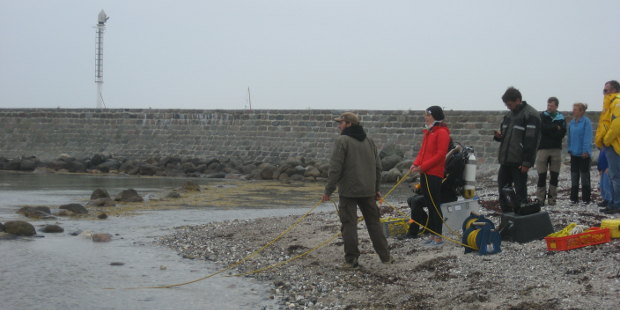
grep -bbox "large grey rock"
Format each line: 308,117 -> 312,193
240,163 -> 257,175
64,159 -> 87,173
47,159 -> 68,171
284,157 -> 304,167
87,198 -> 115,207
379,143 -> 405,159
90,153 -> 108,167
138,164 -> 158,176
381,168 -> 402,183
381,155 -> 403,171
395,159 -> 413,171
96,159 -> 120,172
318,162 -> 330,178
17,206 -> 53,219
119,160 -> 140,174
19,157 -> 39,171
41,224 -> 64,233
90,189 -> 110,200
290,174 -> 305,182
207,161 -> 224,172
0,222 -> 5,232
180,162 -> 196,173
59,203 -> 88,215
91,233 -> 112,242
160,156 -> 182,167
7,158 -> 22,170
304,166 -> 321,178
4,221 -> 36,236
114,189 -> 143,202
257,163 -> 276,180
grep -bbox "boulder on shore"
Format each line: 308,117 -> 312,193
87,198 -> 115,207
19,156 -> 39,171
59,203 -> 88,215
114,189 -> 143,202
4,221 -> 36,236
381,168 -> 402,183
17,206 -> 53,219
304,166 -> 321,178
91,233 -> 112,242
90,188 -> 111,200
379,143 -> 405,159
41,224 -> 64,233
256,163 -> 276,180
381,154 -> 403,171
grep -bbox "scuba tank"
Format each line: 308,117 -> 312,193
463,148 -> 476,199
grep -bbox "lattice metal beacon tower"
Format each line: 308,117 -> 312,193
95,10 -> 109,109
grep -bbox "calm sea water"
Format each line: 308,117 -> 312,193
0,172 -> 334,310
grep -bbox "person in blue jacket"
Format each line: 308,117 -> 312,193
567,103 -> 593,203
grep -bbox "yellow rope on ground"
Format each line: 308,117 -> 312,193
110,170 -> 415,290
109,199 -> 325,290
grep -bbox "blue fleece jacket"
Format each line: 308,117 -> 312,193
568,116 -> 592,156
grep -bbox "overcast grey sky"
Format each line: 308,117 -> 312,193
0,0 -> 618,111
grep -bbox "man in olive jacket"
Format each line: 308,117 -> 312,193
494,87 -> 541,211
322,112 -> 392,268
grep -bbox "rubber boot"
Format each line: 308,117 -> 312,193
536,186 -> 546,205
547,185 -> 557,206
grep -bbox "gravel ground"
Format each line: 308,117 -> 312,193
159,166 -> 620,309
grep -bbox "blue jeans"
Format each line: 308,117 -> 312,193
604,147 -> 620,209
600,171 -> 612,202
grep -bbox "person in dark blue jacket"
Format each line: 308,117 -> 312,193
567,103 -> 593,204
535,97 -> 566,205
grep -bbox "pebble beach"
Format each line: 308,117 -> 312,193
159,167 -> 620,309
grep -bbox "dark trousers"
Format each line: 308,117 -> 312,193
338,196 -> 390,263
498,165 -> 528,207
570,156 -> 591,202
420,174 -> 443,235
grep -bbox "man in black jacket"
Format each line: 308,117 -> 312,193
494,87 -> 541,211
535,97 -> 566,205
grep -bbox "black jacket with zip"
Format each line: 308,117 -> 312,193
494,101 -> 541,167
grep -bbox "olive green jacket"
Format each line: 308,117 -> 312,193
324,135 -> 382,198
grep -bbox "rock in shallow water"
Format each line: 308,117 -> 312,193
87,198 -> 115,207
4,221 -> 36,236
59,203 -> 88,215
17,206 -> 53,219
90,188 -> 110,200
114,189 -> 143,202
91,233 -> 112,242
41,224 -> 64,233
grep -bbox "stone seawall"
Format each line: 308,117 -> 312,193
0,109 -> 600,164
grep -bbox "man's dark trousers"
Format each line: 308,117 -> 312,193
338,196 -> 390,263
498,164 -> 528,210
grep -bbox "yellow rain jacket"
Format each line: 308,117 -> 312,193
601,93 -> 620,153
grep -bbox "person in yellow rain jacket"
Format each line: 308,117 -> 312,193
596,80 -> 620,214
